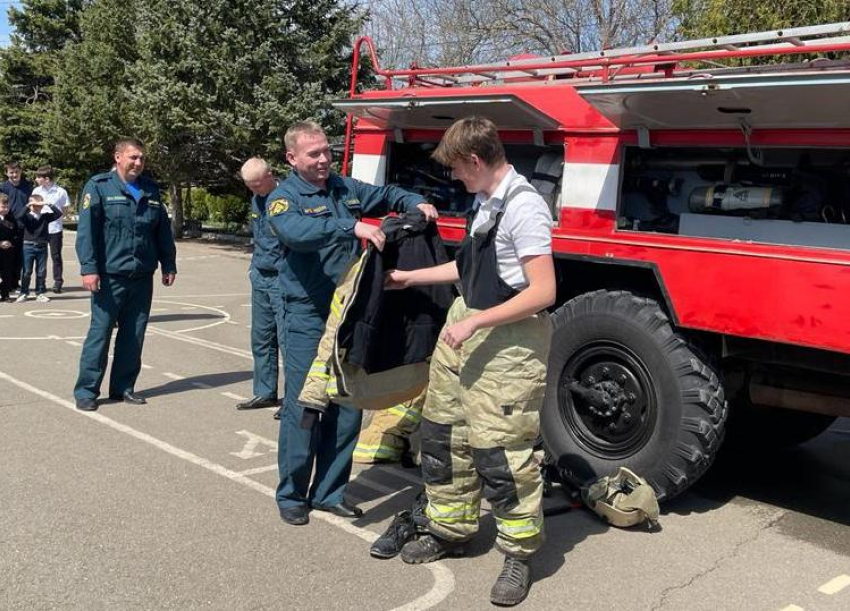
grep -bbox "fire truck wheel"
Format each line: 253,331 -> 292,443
541,290 -> 728,503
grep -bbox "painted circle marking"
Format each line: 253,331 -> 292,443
24,309 -> 89,320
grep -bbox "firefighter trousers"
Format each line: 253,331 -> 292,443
353,391 -> 425,463
421,297 -> 552,558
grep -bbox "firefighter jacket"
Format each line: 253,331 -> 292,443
298,211 -> 454,412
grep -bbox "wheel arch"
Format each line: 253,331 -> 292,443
552,254 -> 678,325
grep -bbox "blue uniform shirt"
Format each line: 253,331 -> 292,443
250,186 -> 282,273
267,171 -> 424,312
0,178 -> 33,217
75,171 -> 177,277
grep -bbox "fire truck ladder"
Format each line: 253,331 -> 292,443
341,22 -> 850,172
351,22 -> 850,89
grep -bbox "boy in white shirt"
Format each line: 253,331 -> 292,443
33,165 -> 69,293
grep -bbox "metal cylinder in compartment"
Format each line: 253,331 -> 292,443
689,185 -> 783,213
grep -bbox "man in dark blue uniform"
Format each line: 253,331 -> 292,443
74,138 -> 177,411
236,157 -> 286,414
268,121 -> 437,525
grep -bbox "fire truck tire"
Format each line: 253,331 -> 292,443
541,290 -> 728,503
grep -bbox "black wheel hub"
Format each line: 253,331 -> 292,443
558,342 -> 657,459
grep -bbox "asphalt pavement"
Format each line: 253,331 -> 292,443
2,233 -> 849,610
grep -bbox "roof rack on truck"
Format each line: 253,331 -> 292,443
350,22 -> 850,89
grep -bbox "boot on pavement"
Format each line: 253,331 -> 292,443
490,556 -> 532,606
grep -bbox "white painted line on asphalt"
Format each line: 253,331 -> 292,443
148,325 -> 253,359
349,474 -> 405,497
192,382 -> 213,389
0,369 -> 455,611
222,391 -> 248,401
237,464 -> 279,476
818,574 -> 850,595
65,340 -> 82,347
231,430 -> 277,459
780,605 -> 804,611
150,299 -> 231,334
0,314 -> 14,318
180,306 -> 198,310
163,372 -> 185,381
141,364 -> 153,370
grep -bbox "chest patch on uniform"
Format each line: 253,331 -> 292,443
269,199 -> 289,216
107,195 -> 126,202
303,205 -> 329,215
251,212 -> 259,219
344,198 -> 361,207
148,200 -> 161,207
82,193 -> 91,210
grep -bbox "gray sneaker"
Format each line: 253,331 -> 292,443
36,293 -> 50,303
15,293 -> 28,303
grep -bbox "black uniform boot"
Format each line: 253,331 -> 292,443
400,533 -> 465,564
490,556 -> 532,606
370,510 -> 416,559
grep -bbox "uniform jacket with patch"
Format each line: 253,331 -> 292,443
266,171 -> 425,314
298,211 -> 454,411
76,172 -> 176,277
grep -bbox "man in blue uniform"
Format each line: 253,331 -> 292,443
74,138 -> 177,411
236,157 -> 286,414
268,121 -> 437,525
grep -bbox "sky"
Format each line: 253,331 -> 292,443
0,1 -> 18,47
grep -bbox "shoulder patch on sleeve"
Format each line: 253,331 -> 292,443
268,199 -> 290,216
82,193 -> 91,210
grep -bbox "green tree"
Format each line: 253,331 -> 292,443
46,0 -> 364,235
674,0 -> 850,39
0,0 -> 85,173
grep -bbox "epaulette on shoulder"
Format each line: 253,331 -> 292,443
91,172 -> 113,183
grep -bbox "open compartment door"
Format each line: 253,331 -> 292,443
332,94 -> 559,130
579,71 -> 850,129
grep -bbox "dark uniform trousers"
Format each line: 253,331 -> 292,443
276,306 -> 362,510
250,268 -> 286,398
48,231 -> 63,285
74,273 -> 153,400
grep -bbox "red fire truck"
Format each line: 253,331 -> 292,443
335,23 -> 850,502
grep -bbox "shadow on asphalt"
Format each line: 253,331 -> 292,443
149,313 -> 224,324
141,370 -> 253,398
688,422 -> 850,528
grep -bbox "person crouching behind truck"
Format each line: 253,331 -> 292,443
384,116 -> 556,607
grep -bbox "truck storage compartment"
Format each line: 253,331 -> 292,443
619,146 -> 850,250
386,142 -> 564,218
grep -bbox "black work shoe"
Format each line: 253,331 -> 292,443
490,557 -> 532,606
279,505 -> 309,526
51,284 -> 62,294
75,398 -> 98,412
400,534 -> 466,564
272,407 -> 282,420
110,390 -> 147,405
313,500 -> 363,519
370,510 -> 417,559
236,395 -> 278,410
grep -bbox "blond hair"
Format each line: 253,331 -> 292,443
432,116 -> 506,167
284,120 -> 326,152
240,157 -> 271,182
